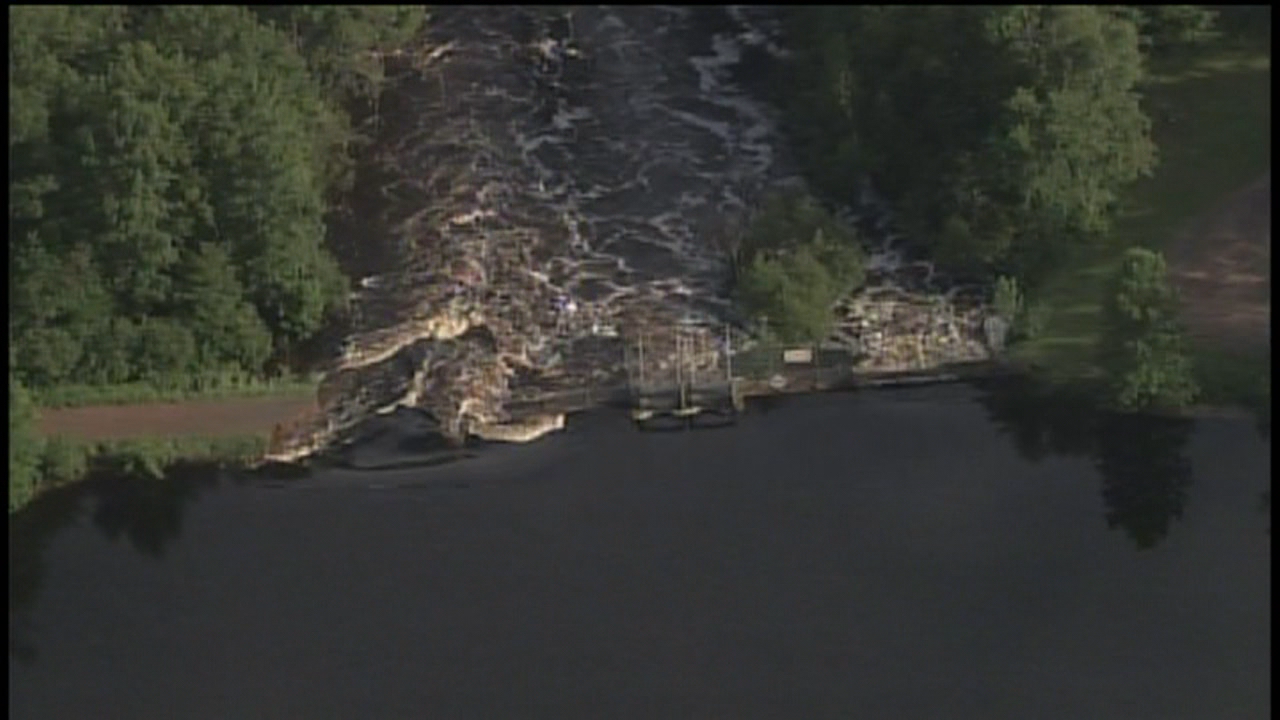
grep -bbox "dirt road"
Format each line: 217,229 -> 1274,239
37,396 -> 319,442
1165,171 -> 1271,350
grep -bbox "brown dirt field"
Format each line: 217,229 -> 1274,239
37,396 -> 320,442
1165,171 -> 1271,350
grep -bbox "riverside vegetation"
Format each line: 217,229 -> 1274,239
10,6 -> 1267,512
9,6 -> 427,511
750,5 -> 1266,414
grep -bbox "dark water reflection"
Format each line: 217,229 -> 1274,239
9,381 -> 1271,718
8,464 -> 223,666
973,377 -> 1205,551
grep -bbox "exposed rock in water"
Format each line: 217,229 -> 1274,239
832,288 -> 993,372
471,413 -> 566,443
268,7 -> 998,463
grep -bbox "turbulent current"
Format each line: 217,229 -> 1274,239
274,6 -> 991,459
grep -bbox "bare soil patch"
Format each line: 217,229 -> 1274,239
1165,171 -> 1271,350
38,396 -> 320,442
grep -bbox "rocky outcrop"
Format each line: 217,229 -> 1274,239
471,413 -> 566,442
832,288 -> 993,372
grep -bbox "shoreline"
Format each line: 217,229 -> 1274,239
436,356 -> 1262,450
13,360 -> 1264,514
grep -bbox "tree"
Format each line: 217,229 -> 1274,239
78,317 -> 140,386
990,7 -> 1157,267
737,190 -> 862,280
1098,248 -> 1198,410
734,191 -> 865,343
131,318 -> 198,387
9,6 -> 365,393
175,241 -> 274,373
779,6 -> 1156,283
738,248 -> 840,344
69,40 -> 206,314
250,6 -> 427,105
10,372 -> 44,512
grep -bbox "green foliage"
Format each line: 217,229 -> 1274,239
132,318 -> 199,386
992,276 -> 1024,325
992,276 -> 1049,343
780,6 -> 1157,283
739,249 -> 839,344
8,431 -> 271,514
1098,248 -> 1198,410
14,326 -> 84,387
75,319 -> 134,385
1008,18 -> 1269,394
737,190 -> 865,286
8,6 -> 386,397
251,6 -> 427,105
9,374 -> 45,512
40,436 -> 91,487
734,191 -> 865,343
175,242 -> 274,372
30,374 -> 318,409
93,435 -> 270,479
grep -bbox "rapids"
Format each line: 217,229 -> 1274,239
272,6 -> 991,460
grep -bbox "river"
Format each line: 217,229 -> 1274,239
300,5 -> 989,454
8,382 -> 1270,718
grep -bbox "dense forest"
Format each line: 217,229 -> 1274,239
776,5 -> 1214,283
9,5 -> 427,509
8,6 -> 426,394
738,5 -> 1221,404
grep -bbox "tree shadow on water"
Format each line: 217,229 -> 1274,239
974,376 -> 1195,551
86,462 -> 219,560
971,375 -> 1099,463
9,462 -> 221,666
1094,412 -> 1194,551
9,483 -> 83,666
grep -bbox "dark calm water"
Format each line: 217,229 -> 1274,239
9,384 -> 1270,719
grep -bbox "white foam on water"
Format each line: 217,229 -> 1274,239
551,103 -> 592,132
325,6 -> 978,449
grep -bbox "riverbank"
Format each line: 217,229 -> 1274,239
456,354 -> 1265,451
13,356 -> 1263,516
30,375 -> 320,410
9,433 -> 270,514
15,389 -> 315,514
11,380 -> 1269,719
37,395 -> 319,442
1011,26 -> 1270,408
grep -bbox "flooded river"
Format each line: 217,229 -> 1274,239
9,383 -> 1270,718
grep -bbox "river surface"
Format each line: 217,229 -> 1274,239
306,5 -> 987,450
9,384 -> 1270,719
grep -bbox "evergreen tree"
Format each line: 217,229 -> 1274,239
251,6 -> 427,105
175,242 -> 273,373
734,192 -> 866,343
1098,248 -> 1198,411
